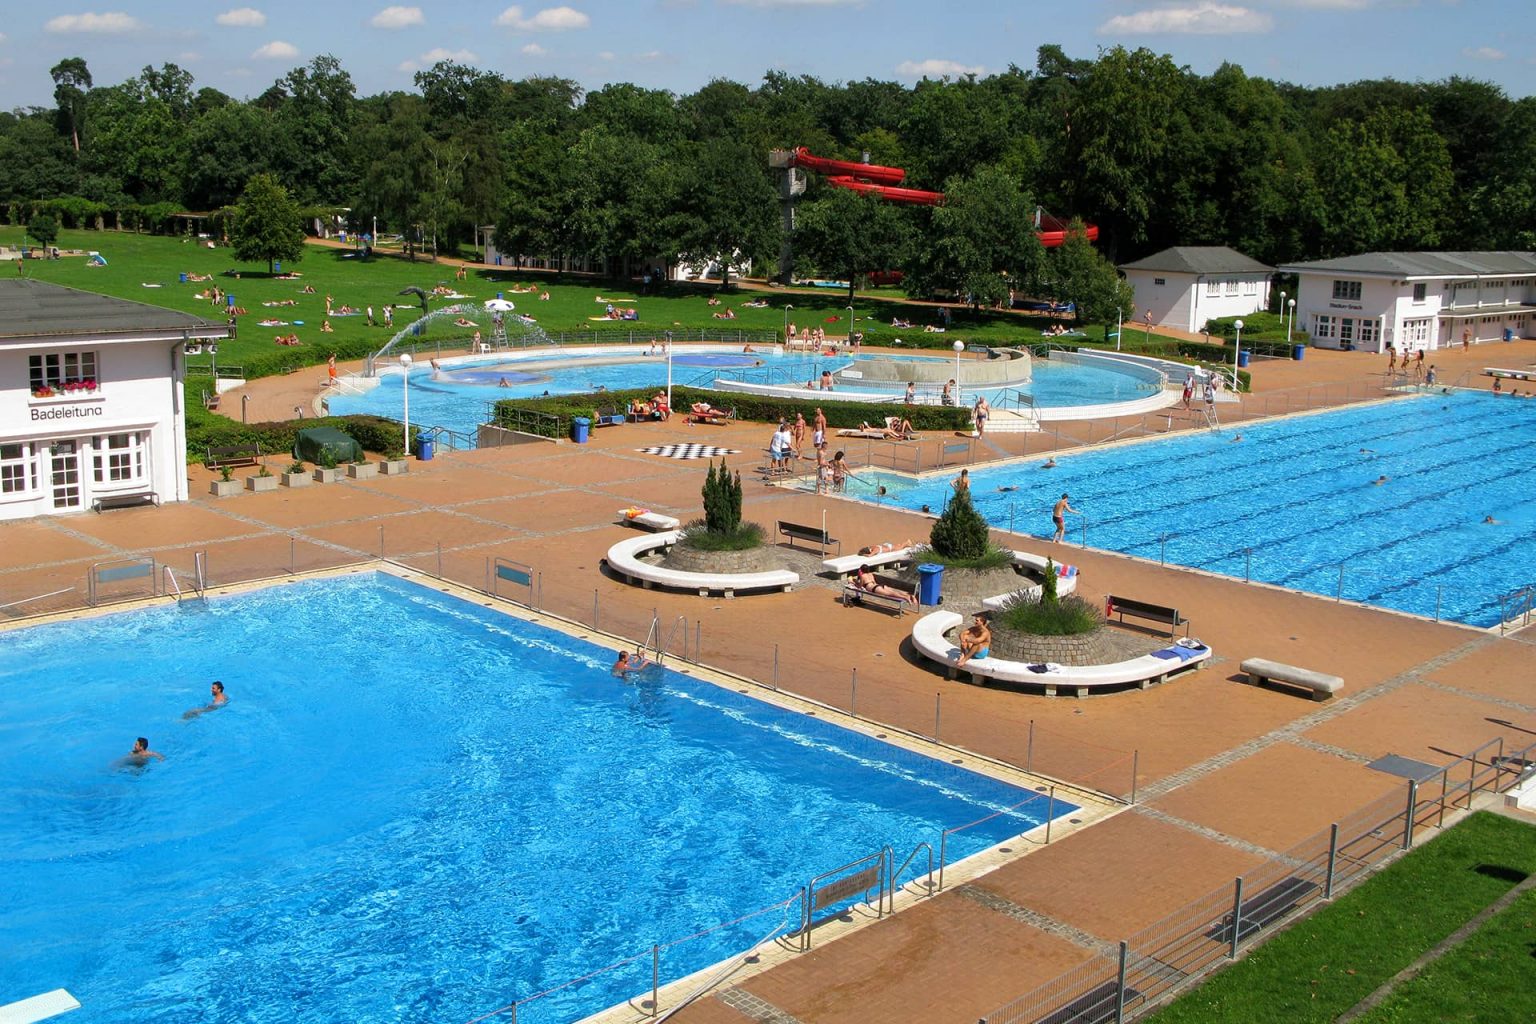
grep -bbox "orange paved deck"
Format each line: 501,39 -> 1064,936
4,343 -> 1536,1024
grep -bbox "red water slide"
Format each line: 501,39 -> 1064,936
789,146 -> 1097,245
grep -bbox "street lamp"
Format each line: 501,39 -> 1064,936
953,339 -> 965,404
1278,290 -> 1286,320
1232,319 -> 1244,389
399,352 -> 413,455
846,305 -> 855,350
1287,299 -> 1296,345
783,304 -> 793,348
665,330 -> 674,413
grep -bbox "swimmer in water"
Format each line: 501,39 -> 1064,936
998,485 -> 1018,492
184,680 -> 228,719
612,650 -> 650,676
1231,434 -> 1243,443
1483,515 -> 1499,524
1359,448 -> 1374,454
125,737 -> 164,763
1373,475 -> 1390,485
1042,458 -> 1058,469
920,504 -> 932,514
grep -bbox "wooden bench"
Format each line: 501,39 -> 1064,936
92,492 -> 159,513
778,520 -> 839,555
1208,876 -> 1319,944
1032,980 -> 1143,1024
205,443 -> 262,470
1240,657 -> 1343,701
1106,594 -> 1188,637
842,574 -> 915,616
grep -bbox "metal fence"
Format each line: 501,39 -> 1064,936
977,736 -> 1536,1024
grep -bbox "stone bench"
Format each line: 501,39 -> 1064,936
979,553 -> 1080,610
821,547 -> 912,580
1239,657 -> 1342,701
604,531 -> 798,598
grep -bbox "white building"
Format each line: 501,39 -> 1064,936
0,280 -> 226,521
1119,247 -> 1273,332
1277,251 -> 1536,354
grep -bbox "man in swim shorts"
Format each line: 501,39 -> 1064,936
956,614 -> 992,667
1053,493 -> 1079,543
613,650 -> 650,676
813,408 -> 827,450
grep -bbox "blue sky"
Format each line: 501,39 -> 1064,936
1,1 -> 1530,109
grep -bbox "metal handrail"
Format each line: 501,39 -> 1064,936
890,841 -> 936,908
163,566 -> 184,601
0,586 -> 76,612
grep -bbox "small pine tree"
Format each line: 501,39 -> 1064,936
929,487 -> 991,560
1041,557 -> 1059,606
701,459 -> 741,534
726,466 -> 743,531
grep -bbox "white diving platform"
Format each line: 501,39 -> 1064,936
0,990 -> 81,1024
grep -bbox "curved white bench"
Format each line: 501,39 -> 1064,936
605,531 -> 799,598
822,547 -> 913,579
909,610 -> 1212,697
980,552 -> 1081,610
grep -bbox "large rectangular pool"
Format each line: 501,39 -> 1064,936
849,392 -> 1536,627
0,574 -> 1067,1023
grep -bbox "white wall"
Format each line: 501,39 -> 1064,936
1125,270 -> 1268,332
1297,272 -> 1534,353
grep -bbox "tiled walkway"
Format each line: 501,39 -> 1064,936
5,342 -> 1535,1024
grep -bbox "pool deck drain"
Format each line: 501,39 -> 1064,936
4,341 -> 1536,1024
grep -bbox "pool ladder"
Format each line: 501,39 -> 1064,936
163,551 -> 208,604
641,613 -> 695,665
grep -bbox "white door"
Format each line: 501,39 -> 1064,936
49,440 -> 84,511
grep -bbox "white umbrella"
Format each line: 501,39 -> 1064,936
484,298 -> 516,312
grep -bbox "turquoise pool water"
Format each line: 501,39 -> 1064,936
0,574 -> 1065,1023
327,349 -> 1153,438
850,392 -> 1536,627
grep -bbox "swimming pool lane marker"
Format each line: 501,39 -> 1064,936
0,989 -> 80,1024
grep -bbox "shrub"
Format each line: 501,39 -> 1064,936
929,486 -> 992,561
496,386 -> 972,431
908,544 -> 1015,571
680,519 -> 764,551
701,459 -> 742,533
996,593 -> 1102,636
1041,556 -> 1059,605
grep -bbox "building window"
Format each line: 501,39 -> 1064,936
1314,315 -> 1335,339
28,350 -> 99,397
1412,283 -> 1427,303
1225,279 -> 1240,296
1153,277 -> 1165,286
1482,315 -> 1499,326
1332,280 -> 1362,301
1404,318 -> 1431,346
1205,280 -> 1220,297
91,432 -> 146,485
0,443 -> 37,495
1358,320 -> 1378,346
1242,279 -> 1258,295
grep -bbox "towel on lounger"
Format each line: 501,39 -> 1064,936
1152,645 -> 1203,662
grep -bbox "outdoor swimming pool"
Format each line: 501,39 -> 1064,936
0,573 -> 1066,1023
326,347 -> 1156,439
848,392 -> 1536,627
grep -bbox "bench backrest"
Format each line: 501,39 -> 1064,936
1109,595 -> 1180,620
779,521 -> 830,541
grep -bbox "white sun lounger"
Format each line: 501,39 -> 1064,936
822,546 -> 913,579
605,531 -> 798,597
616,509 -> 681,531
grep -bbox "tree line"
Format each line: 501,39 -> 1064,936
4,45 -> 1533,316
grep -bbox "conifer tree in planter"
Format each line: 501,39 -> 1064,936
682,459 -> 761,552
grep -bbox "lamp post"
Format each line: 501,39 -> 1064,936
1287,299 -> 1296,345
953,339 -> 965,404
782,304 -> 793,348
846,305 -> 855,349
1278,289 -> 1286,320
399,352 -> 412,455
1232,319 -> 1244,390
665,330 -> 674,413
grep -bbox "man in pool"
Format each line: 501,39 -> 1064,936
184,680 -> 229,719
956,614 -> 992,667
613,650 -> 650,676
1053,493 -> 1079,543
127,737 -> 165,763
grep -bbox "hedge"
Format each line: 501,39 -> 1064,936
184,402 -> 418,462
495,386 -> 975,432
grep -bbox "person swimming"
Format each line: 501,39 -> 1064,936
122,737 -> 165,766
184,681 -> 228,719
612,650 -> 651,677
998,485 -> 1018,492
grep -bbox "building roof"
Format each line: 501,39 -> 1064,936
1277,251 -> 1536,278
1119,246 -> 1274,275
0,279 -> 224,341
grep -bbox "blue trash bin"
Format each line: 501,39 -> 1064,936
226,294 -> 235,308
274,262 -> 281,273
572,417 -> 591,444
1292,343 -> 1307,361
178,272 -> 188,283
917,563 -> 945,606
1504,328 -> 1514,342
1237,350 -> 1251,369
414,436 -> 435,461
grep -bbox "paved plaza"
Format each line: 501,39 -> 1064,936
4,342 -> 1535,1023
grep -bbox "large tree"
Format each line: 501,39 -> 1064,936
50,57 -> 93,154
230,172 -> 305,273
909,165 -> 1044,308
671,139 -> 780,289
793,187 -> 910,302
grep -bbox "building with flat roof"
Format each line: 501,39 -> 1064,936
1119,246 -> 1273,332
0,280 -> 226,520
1277,251 -> 1536,354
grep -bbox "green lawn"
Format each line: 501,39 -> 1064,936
1351,886 -> 1536,1024
1150,812 -> 1536,1024
2,227 -> 1062,379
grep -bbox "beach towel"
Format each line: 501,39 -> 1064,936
1151,646 -> 1201,662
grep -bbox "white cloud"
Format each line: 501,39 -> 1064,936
398,46 -> 478,71
723,0 -> 861,7
371,6 -> 424,29
895,58 -> 985,79
1462,45 -> 1505,61
496,5 -> 591,30
1265,0 -> 1370,8
636,50 -> 664,61
0,32 -> 8,43
597,50 -> 615,60
178,50 -> 203,62
1100,3 -> 1273,35
252,40 -> 299,59
521,42 -> 548,55
45,12 -> 142,34
215,7 -> 266,27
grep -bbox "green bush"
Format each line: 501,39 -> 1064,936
184,398 -> 416,463
701,459 -> 742,533
996,593 -> 1102,636
680,519 -> 764,551
909,544 -> 1015,570
928,487 -> 995,562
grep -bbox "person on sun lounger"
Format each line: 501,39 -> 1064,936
883,417 -> 915,440
857,539 -> 914,556
853,568 -> 917,604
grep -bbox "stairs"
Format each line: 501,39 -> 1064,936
985,409 -> 1040,433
